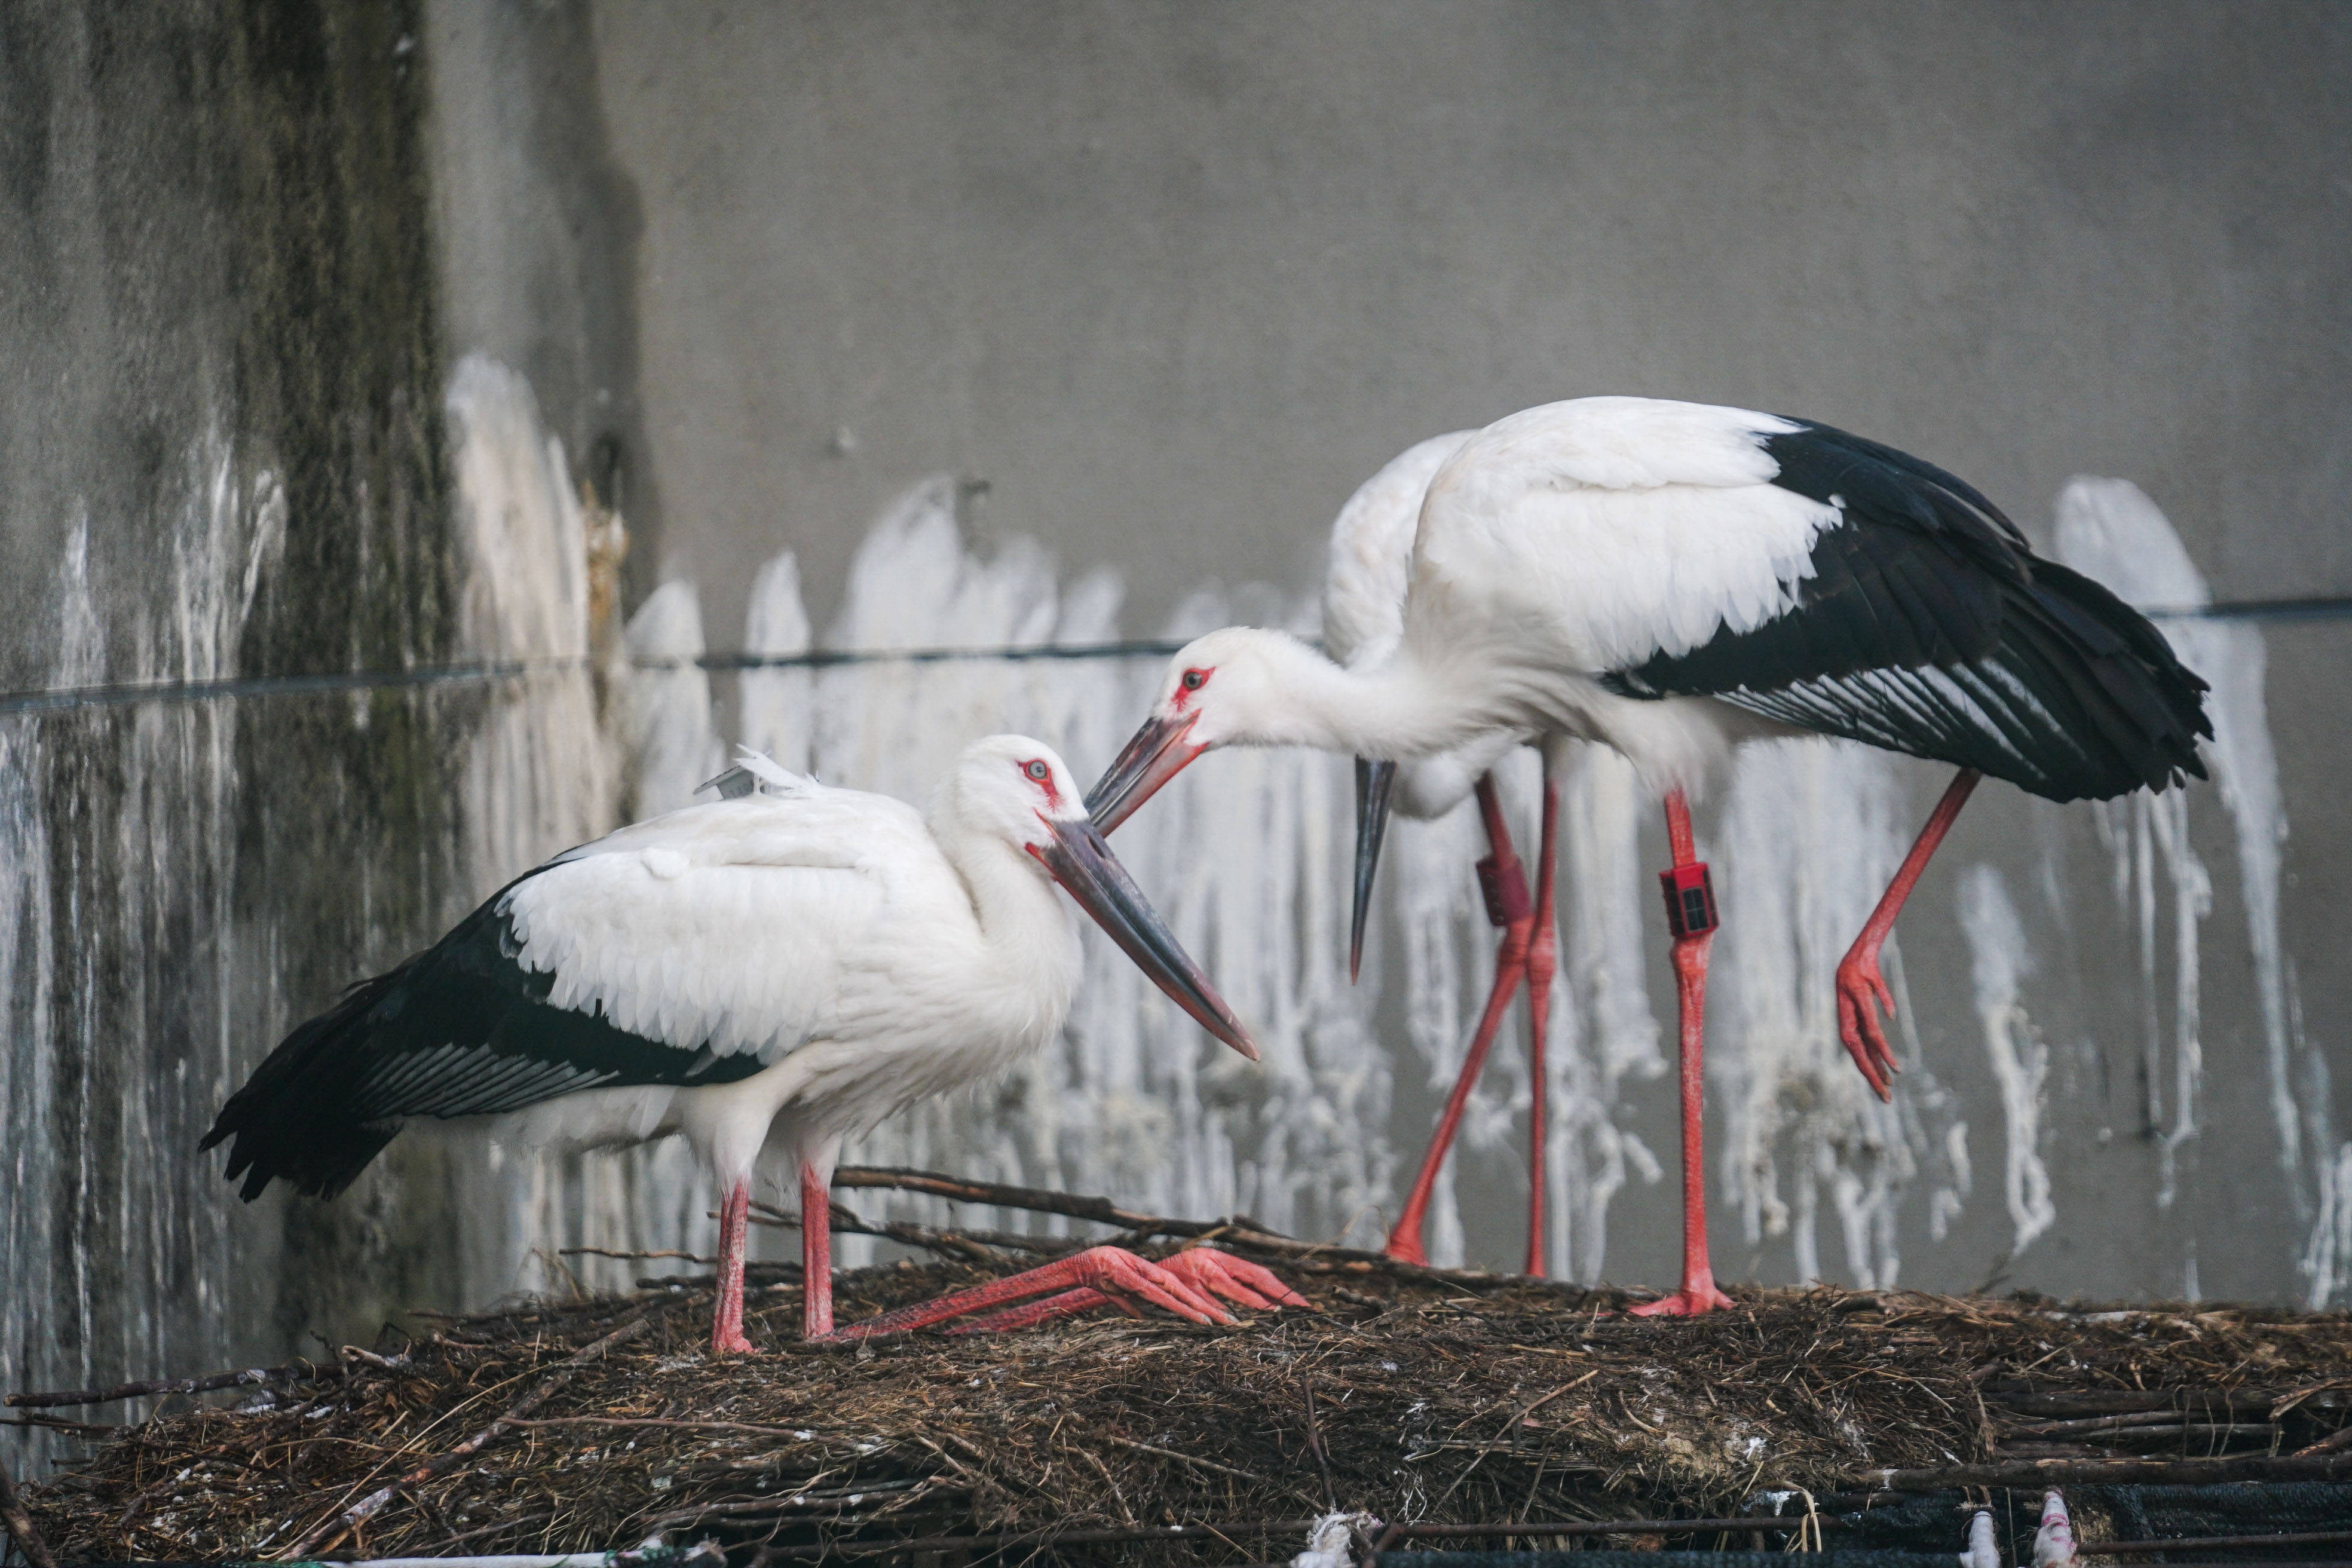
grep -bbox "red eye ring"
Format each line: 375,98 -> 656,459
1181,668 -> 1208,691
1024,760 -> 1051,781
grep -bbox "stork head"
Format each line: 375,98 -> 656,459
1085,626 -> 1332,832
951,735 -> 1258,1061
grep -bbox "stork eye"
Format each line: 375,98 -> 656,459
1024,760 -> 1051,782
1181,668 -> 1208,691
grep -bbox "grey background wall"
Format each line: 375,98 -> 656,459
592,2 -> 2352,630
4,0 -> 2350,1477
578,0 -> 2352,1294
0,0 -> 479,1472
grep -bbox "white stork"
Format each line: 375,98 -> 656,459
1088,397 -> 2211,1315
1322,428 -> 1552,1273
206,736 -> 1303,1352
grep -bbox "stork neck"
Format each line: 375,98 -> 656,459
1277,641 -> 1501,760
933,813 -> 1081,970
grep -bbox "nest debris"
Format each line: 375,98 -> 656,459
13,1182 -> 2352,1564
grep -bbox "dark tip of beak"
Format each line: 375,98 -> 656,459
1350,758 -> 1396,984
1037,816 -> 1258,1060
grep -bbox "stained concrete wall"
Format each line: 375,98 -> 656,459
6,2 -> 2351,1478
0,0 -> 476,1473
589,1 -> 2352,630
576,0 -> 2352,1294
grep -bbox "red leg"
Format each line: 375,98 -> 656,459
1630,789 -> 1734,1317
800,1161 -> 834,1340
711,1180 -> 757,1355
1836,767 -> 1980,1100
1385,772 -> 1533,1266
1522,756 -> 1562,1278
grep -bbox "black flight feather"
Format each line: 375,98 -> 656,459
201,869 -> 767,1202
1601,419 -> 2212,802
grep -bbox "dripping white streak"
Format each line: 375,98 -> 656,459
1958,863 -> 2055,1254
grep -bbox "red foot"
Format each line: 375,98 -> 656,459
948,1248 -> 1307,1334
710,1328 -> 757,1356
1835,947 -> 1898,1101
1627,1280 -> 1736,1317
1163,1247 -> 1311,1310
950,1285 -> 1121,1335
825,1245 -> 1246,1340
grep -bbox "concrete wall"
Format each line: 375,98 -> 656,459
5,2 -> 2350,1477
0,0 -> 477,1473
577,0 -> 2352,1295
589,1 -> 2352,630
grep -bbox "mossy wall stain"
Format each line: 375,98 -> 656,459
0,1 -> 500,1471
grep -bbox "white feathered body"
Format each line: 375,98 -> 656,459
1168,395 -> 2205,805
205,747 -> 1095,1207
480,774 -> 1081,1190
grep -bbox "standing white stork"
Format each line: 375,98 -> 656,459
206,736 -> 1303,1353
1089,397 -> 2211,1315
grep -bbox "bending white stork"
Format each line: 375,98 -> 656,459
1324,428 -> 1558,1273
205,736 -> 1303,1353
1089,397 -> 2211,1315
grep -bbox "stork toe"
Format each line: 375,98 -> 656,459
1163,1247 -> 1310,1310
1071,1246 -> 1236,1325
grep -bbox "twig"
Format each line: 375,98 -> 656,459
504,1416 -> 824,1439
278,1308 -> 656,1558
559,1247 -> 716,1265
1387,1517 -> 1818,1542
742,1199 -> 1035,1265
645,1478 -> 930,1530
5,1361 -> 313,1410
2293,1422 -> 2352,1457
832,1165 -> 1594,1293
1428,1373 -> 1597,1511
1860,1450 -> 2352,1488
833,1165 -> 1202,1233
1073,1444 -> 1138,1525
1,1414 -> 121,1436
2001,1408 -> 2241,1438
758,1515 -> 1328,1559
1098,1434 -> 1273,1486
0,1450 -> 58,1568
1301,1380 -> 1338,1511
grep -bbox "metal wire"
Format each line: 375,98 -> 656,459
1,598 -> 2344,716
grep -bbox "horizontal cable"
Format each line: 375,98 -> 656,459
0,660 -> 572,717
2139,595 -> 2352,623
685,638 -> 1189,670
2,599 -> 2345,716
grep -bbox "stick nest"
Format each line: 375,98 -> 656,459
22,1256 -> 2352,1564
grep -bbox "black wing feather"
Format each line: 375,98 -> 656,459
201,871 -> 767,1201
1603,419 -> 2212,802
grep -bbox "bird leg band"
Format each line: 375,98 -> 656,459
1658,862 -> 1719,939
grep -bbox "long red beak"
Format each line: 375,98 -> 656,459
1084,712 -> 1206,834
1031,815 -> 1258,1061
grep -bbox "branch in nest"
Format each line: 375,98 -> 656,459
4,1361 -> 323,1411
736,1196 -> 1053,1266
0,1450 -> 58,1568
560,1247 -> 717,1265
825,1165 -> 1593,1293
